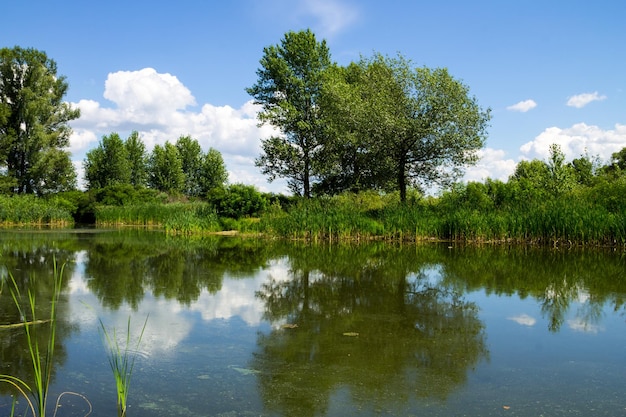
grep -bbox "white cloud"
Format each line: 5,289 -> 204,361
506,99 -> 537,112
463,148 -> 517,182
520,123 -> 626,161
104,68 -> 195,113
566,91 -> 607,108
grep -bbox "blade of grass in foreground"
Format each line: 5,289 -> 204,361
99,316 -> 148,417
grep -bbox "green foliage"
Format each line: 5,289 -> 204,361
0,46 -> 80,195
0,194 -> 73,225
99,316 -> 148,417
247,29 -> 332,197
95,201 -> 221,233
175,135 -> 204,197
125,131 -> 148,187
321,53 -> 491,201
199,147 -> 228,195
84,132 -> 131,189
148,142 -> 185,194
92,184 -> 165,206
209,184 -> 269,218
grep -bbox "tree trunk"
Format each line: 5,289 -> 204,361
397,157 -> 407,203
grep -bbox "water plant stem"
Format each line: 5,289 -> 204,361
99,316 -> 148,417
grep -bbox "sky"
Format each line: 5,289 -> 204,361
3,0 -> 625,194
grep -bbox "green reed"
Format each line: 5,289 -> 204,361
0,195 -> 73,226
99,316 -> 148,417
0,260 -> 64,417
256,190 -> 626,245
96,202 -> 221,234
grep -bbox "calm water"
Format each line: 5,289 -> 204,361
1,229 -> 625,416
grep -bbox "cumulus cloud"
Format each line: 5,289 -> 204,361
506,99 -> 537,112
520,123 -> 626,161
463,148 -> 517,182
69,67 -> 283,191
566,91 -> 607,108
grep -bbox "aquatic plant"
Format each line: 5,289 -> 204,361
99,316 -> 148,417
0,195 -> 73,226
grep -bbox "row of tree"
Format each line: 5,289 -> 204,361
247,30 -> 491,200
0,46 -> 230,199
84,132 -> 228,196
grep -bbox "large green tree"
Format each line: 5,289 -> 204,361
148,141 -> 185,193
323,54 -> 491,201
247,29 -> 332,197
84,132 -> 131,190
125,130 -> 148,187
0,46 -> 80,194
175,135 -> 204,197
199,147 -> 228,195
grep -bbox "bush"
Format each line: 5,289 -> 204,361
208,184 -> 268,218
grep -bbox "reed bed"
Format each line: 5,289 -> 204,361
258,193 -> 626,246
0,195 -> 73,226
95,202 -> 221,234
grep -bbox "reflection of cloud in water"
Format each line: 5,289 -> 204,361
66,258 -> 292,356
188,258 -> 291,326
507,314 -> 536,326
567,318 -> 603,334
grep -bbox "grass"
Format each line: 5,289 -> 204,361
95,202 -> 221,234
99,316 -> 148,417
0,195 -> 73,227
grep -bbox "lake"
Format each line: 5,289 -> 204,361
1,229 -> 625,416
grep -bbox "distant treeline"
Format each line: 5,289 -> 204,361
2,144 -> 626,245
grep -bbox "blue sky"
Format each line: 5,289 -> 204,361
4,0 -> 625,193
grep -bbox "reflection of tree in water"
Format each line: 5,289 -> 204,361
253,244 -> 488,417
0,238 -> 77,398
83,233 -> 274,308
438,245 -> 626,332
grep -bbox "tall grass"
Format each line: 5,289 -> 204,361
99,316 -> 148,417
0,195 -> 73,226
257,191 -> 626,246
95,202 -> 221,234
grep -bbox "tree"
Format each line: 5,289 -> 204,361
148,142 -> 185,193
322,54 -> 491,201
317,62 -> 396,195
175,135 -> 203,197
125,131 -> 148,187
199,147 -> 228,195
0,46 -> 80,194
84,132 -> 130,190
545,143 -> 575,196
247,29 -> 332,197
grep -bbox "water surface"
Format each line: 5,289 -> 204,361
1,230 -> 625,416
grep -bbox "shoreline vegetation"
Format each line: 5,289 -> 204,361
1,183 -> 625,247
